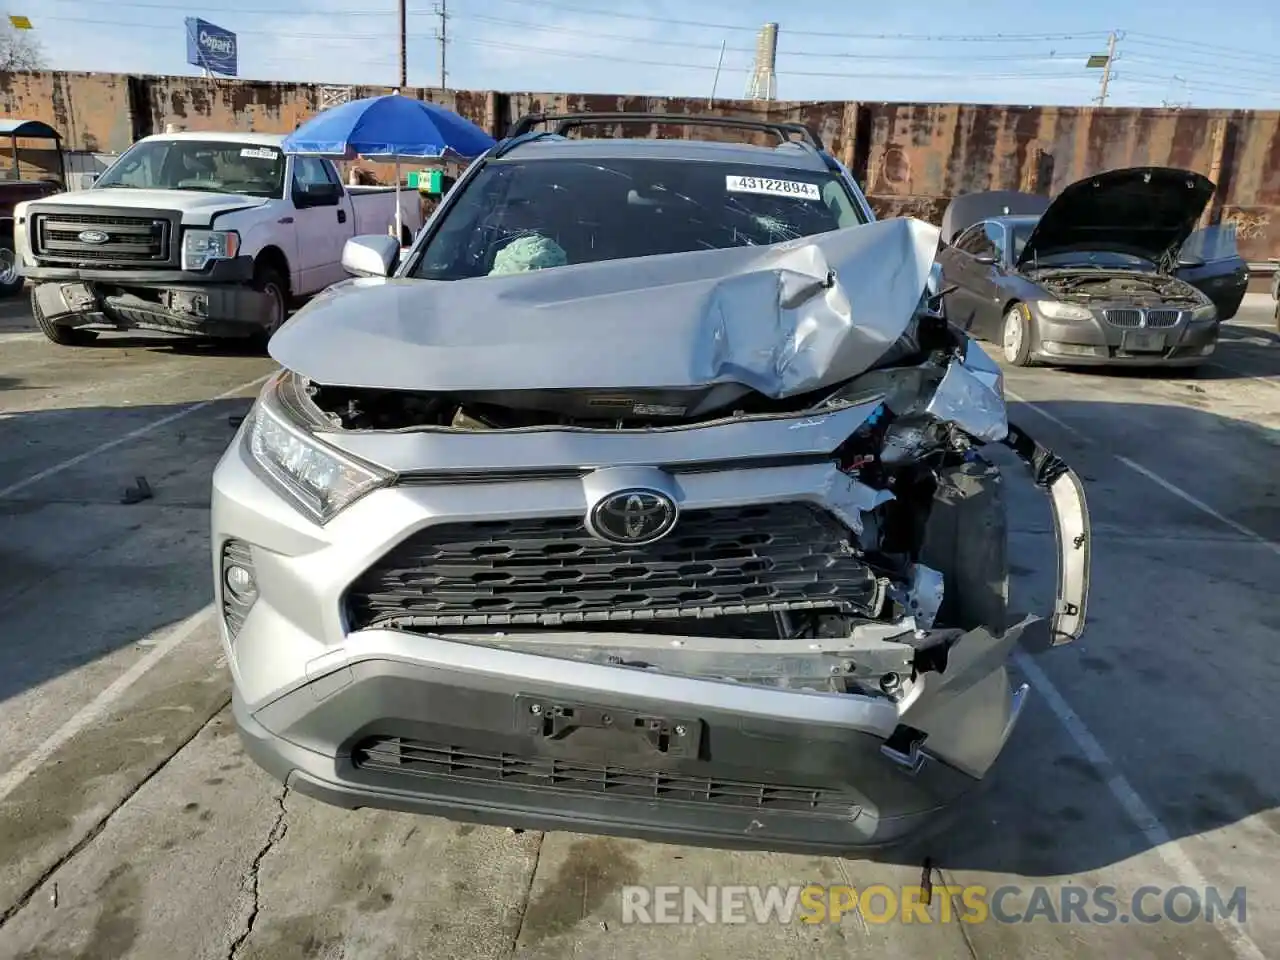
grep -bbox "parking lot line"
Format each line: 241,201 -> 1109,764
1007,389 -> 1280,557
0,373 -> 270,500
0,605 -> 214,807
1006,388 -> 1269,960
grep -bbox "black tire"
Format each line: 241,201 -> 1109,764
918,460 -> 1008,633
31,287 -> 99,347
1273,298 -> 1279,334
0,240 -> 23,298
999,303 -> 1034,367
251,263 -> 288,345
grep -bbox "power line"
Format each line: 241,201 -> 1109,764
1124,31 -> 1277,65
449,35 -> 1102,82
451,12 -> 1106,63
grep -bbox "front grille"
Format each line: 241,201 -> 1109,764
1103,307 -> 1182,329
31,211 -> 172,265
346,502 -> 879,629
353,738 -> 862,818
1145,309 -> 1182,328
1103,308 -> 1142,328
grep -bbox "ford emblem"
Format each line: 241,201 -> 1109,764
78,229 -> 110,244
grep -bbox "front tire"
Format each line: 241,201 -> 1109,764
31,288 -> 99,347
0,240 -> 24,297
251,263 -> 288,346
1001,304 -> 1034,367
919,460 -> 1008,633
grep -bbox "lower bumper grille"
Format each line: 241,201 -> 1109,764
353,738 -> 862,818
346,502 -> 880,629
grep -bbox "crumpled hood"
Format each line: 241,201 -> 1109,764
270,216 -> 941,399
1017,166 -> 1215,269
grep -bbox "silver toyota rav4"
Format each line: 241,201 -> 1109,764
212,113 -> 1091,853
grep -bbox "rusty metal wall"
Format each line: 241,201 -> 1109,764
2,71 -> 1277,260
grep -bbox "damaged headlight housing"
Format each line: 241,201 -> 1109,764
1035,300 -> 1093,322
243,374 -> 393,524
182,229 -> 241,271
1190,303 -> 1218,323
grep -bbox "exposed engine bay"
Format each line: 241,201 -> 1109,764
1033,269 -> 1206,308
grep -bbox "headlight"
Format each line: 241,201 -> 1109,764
1035,300 -> 1093,322
1190,303 -> 1217,322
243,377 -> 392,524
182,229 -> 240,271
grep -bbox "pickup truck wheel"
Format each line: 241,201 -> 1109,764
253,265 -> 288,340
31,288 -> 99,346
0,240 -> 24,297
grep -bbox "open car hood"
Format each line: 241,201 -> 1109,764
270,216 -> 941,399
1016,167 -> 1215,269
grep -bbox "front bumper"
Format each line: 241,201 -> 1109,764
212,403 -> 1089,852
27,256 -> 273,337
1028,305 -> 1220,367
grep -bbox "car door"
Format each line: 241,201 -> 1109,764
967,220 -> 1013,341
939,222 -> 1000,335
289,156 -> 352,293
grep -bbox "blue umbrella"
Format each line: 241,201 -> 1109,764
282,92 -> 496,240
282,93 -> 495,160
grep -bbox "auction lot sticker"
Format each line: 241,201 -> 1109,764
725,175 -> 820,200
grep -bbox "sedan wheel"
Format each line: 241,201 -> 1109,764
1002,305 -> 1033,366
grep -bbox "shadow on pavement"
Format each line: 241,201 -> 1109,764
0,397 -> 252,709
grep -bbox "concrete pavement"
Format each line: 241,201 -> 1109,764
0,297 -> 1276,960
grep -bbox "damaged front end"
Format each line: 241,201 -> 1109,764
228,217 -> 1090,849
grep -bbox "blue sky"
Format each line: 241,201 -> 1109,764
13,0 -> 1280,108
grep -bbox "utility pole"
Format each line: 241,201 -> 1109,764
398,0 -> 407,87
1096,31 -> 1117,106
437,0 -> 448,91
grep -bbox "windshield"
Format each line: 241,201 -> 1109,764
410,157 -> 867,281
1011,222 -> 1156,270
94,139 -> 285,198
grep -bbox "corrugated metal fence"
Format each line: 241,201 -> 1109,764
2,71 -> 1277,262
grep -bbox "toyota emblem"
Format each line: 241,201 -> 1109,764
588,488 -> 678,546
77,229 -> 110,244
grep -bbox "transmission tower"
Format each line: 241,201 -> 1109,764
744,23 -> 779,100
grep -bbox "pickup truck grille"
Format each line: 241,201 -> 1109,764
346,502 -> 880,629
29,209 -> 176,266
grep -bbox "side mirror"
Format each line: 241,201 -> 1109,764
296,181 -> 341,207
341,235 -> 400,278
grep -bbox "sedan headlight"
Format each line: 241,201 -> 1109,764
1035,300 -> 1094,322
1190,303 -> 1218,322
243,376 -> 393,524
182,229 -> 240,271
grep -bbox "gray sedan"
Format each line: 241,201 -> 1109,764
937,168 -> 1224,369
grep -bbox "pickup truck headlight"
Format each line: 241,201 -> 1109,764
182,229 -> 240,271
1190,303 -> 1218,323
243,376 -> 393,524
1035,300 -> 1093,322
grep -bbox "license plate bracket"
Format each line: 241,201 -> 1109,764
1122,330 -> 1166,353
516,695 -> 702,757
59,282 -> 97,311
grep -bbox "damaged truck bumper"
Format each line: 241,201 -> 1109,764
27,258 -> 274,338
213,401 -> 1089,853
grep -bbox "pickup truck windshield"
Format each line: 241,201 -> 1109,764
94,140 -> 286,198
411,157 -> 867,281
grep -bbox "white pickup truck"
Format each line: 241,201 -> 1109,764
13,131 -> 423,346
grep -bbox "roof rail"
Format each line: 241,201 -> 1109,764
506,112 -> 826,152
